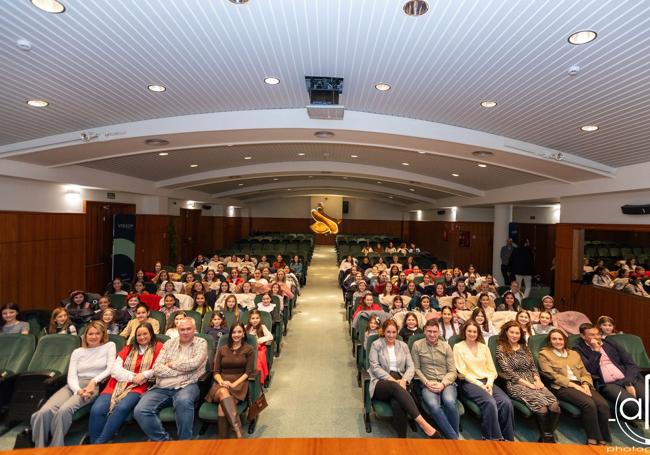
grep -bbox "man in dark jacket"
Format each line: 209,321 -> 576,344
576,323 -> 646,419
509,239 -> 534,298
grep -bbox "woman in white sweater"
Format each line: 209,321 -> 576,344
31,321 -> 116,447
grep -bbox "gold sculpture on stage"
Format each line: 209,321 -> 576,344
309,202 -> 341,235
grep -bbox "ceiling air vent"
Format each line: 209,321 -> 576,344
305,76 -> 344,120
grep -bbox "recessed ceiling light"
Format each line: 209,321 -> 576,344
472,150 -> 494,157
403,0 -> 429,16
190,164 -> 198,168
147,84 -> 166,92
314,130 -> 335,138
264,77 -> 280,85
409,188 -> 416,192
480,100 -> 497,108
350,154 -> 358,158
477,164 -> 488,168
308,175 -> 313,178
238,183 -> 244,186
244,156 -> 252,160
273,178 -> 279,181
31,0 -> 65,13
229,0 -> 249,4
375,83 -> 391,92
376,181 -> 382,184
343,177 -> 348,180
388,196 -> 394,199
27,99 -> 49,107
298,153 -> 305,156
568,30 -> 597,45
417,151 -> 427,155
401,162 -> 410,166
158,152 -> 169,156
287,188 -> 292,191
580,125 -> 599,132
145,138 -> 169,146
451,173 -> 459,177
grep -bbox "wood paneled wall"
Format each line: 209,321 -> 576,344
0,211 -> 86,310
518,223 -> 556,284
565,282 -> 650,352
408,221 -> 494,272
135,215 -> 169,271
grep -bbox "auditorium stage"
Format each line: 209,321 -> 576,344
2,438 -> 611,454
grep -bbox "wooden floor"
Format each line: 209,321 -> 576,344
2,438 -> 609,455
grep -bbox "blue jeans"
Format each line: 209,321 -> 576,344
421,384 -> 460,439
89,392 -> 141,443
461,380 -> 514,441
133,384 -> 199,441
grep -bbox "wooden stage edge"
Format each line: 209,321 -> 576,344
2,438 -> 613,455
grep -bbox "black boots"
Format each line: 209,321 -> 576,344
221,396 -> 243,438
535,411 -> 560,443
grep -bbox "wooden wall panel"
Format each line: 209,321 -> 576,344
518,223 -> 556,284
135,215 -> 169,271
198,216 -> 215,255
223,216 -> 243,249
566,282 -> 650,352
0,211 -> 85,310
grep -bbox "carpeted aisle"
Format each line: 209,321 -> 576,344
255,245 -> 394,437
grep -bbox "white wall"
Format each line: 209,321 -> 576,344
312,195 -> 343,220
245,196 -> 407,220
418,207 -> 494,222
343,197 -> 405,220
247,197 -> 311,218
513,206 -> 560,224
561,190 -> 650,224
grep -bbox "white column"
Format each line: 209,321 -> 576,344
492,204 -> 513,277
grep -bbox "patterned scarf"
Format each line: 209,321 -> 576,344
109,344 -> 155,413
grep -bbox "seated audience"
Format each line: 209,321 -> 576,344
538,329 -> 611,446
453,321 -> 514,441
31,322 -> 116,447
533,311 -> 554,335
398,312 -> 423,344
204,310 -> 228,345
192,292 -> 213,317
134,317 -> 207,441
46,308 -> 77,335
89,322 -> 163,443
368,320 -> 440,438
592,267 -> 613,288
438,306 -> 460,341
470,307 -> 497,341
496,291 -> 520,312
353,294 -> 382,320
246,309 -> 273,385
496,321 -> 560,443
411,320 -> 460,439
100,308 -> 120,335
120,303 -> 160,344
165,311 -> 188,338
159,294 -> 181,323
539,295 -> 557,314
596,315 -> 619,338
515,310 -> 534,342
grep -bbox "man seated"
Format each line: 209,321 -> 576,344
134,318 -> 208,440
575,323 -> 646,420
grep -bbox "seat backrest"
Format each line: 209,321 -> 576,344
446,334 -> 462,348
224,309 -> 249,328
356,315 -> 370,344
259,311 -> 273,333
567,334 -> 582,349
149,311 -> 167,331
27,334 -> 80,375
157,333 -> 170,344
522,297 -> 540,311
608,334 -> 650,370
407,333 -> 425,351
364,334 -> 381,369
109,334 -> 126,352
194,333 -> 215,375
109,294 -> 127,310
0,334 -> 36,375
527,334 -> 549,366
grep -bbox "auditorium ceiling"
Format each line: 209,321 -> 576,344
1,0 -> 648,207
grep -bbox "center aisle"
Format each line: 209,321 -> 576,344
257,245 -> 393,437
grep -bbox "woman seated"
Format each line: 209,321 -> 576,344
289,255 -> 304,281
538,329 -> 611,445
192,292 -> 213,317
246,309 -> 273,385
476,292 -> 496,320
257,255 -> 271,271
515,310 -> 534,342
46,308 -> 77,335
152,268 -> 169,286
496,291 -> 520,312
31,322 -> 116,447
496,321 -> 560,442
106,278 -> 128,296
158,280 -> 177,298
451,281 -> 471,299
533,311 -> 554,335
611,269 -> 629,291
88,322 -> 162,443
398,312 -> 423,344
206,323 -> 255,438
438,306 -> 460,341
368,319 -> 439,438
402,281 -> 422,301
470,307 -> 497,341
352,294 -> 382,320
65,290 -> 94,325
392,272 -> 408,291
453,321 -> 514,441
120,303 -> 160,344
414,295 -> 436,318
165,311 -> 187,338
361,244 -> 373,256
592,266 -> 613,288
596,315 -> 619,338
1,302 -> 30,334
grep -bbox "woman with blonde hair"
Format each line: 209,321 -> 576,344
31,321 -> 116,447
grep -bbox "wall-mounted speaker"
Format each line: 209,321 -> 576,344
437,210 -> 446,215
202,205 -> 212,210
342,200 -> 349,214
621,204 -> 650,215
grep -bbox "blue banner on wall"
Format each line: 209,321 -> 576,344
112,214 -> 136,281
